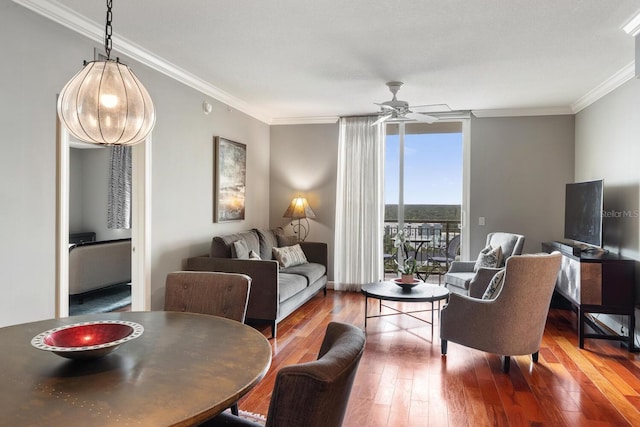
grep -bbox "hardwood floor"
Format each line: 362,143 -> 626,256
239,289 -> 640,427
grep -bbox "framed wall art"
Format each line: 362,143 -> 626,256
214,136 -> 246,222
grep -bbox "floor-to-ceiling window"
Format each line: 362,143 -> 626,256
384,122 -> 463,278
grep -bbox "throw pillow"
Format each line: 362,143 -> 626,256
231,240 -> 249,260
249,250 -> 261,260
474,245 -> 503,272
272,244 -> 308,268
276,234 -> 299,247
482,269 -> 506,300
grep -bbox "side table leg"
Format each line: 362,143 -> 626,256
629,311 -> 636,352
364,296 -> 368,329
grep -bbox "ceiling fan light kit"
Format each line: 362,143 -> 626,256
372,81 -> 447,126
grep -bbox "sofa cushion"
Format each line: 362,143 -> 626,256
277,234 -> 298,247
280,262 -> 326,286
279,273 -> 308,303
231,240 -> 249,259
210,230 -> 260,258
445,272 -> 476,290
255,228 -> 284,260
273,244 -> 308,268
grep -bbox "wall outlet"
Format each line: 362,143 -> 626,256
479,217 -> 486,226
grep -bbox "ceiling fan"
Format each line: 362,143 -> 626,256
372,81 -> 450,126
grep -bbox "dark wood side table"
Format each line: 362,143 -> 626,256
0,311 -> 272,426
361,281 -> 450,338
542,241 -> 637,352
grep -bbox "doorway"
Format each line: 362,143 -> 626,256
56,120 -> 151,317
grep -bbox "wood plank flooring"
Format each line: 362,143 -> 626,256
239,289 -> 640,426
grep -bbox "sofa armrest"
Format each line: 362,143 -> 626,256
185,256 -> 279,321
299,242 -> 328,267
447,260 -> 476,274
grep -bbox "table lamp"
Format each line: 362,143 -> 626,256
283,196 -> 316,242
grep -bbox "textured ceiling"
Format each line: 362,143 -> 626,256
30,0 -> 640,122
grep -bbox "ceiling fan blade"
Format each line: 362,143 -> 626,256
409,104 -> 452,113
375,103 -> 398,112
405,112 -> 438,124
371,114 -> 392,126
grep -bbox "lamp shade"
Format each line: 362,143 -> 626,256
283,196 -> 316,219
57,60 -> 156,146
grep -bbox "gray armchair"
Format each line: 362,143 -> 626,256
202,322 -> 366,427
444,232 -> 525,296
440,252 -> 562,373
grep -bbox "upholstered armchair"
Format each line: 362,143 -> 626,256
202,322 -> 366,427
444,232 -> 525,295
440,252 -> 562,373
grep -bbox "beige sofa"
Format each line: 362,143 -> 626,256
68,239 -> 131,296
186,228 -> 327,337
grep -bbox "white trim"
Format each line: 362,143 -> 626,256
461,119 -> 471,261
131,138 -> 152,311
271,116 -> 340,125
13,0 -> 271,124
571,63 -> 635,113
472,107 -> 573,118
56,118 -> 69,318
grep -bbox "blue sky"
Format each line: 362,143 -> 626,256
385,132 -> 463,205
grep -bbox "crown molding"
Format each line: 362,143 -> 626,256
13,0 -> 272,124
270,116 -> 340,125
471,107 -> 573,118
570,62 -> 635,113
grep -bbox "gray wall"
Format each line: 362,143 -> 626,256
269,124 -> 339,279
0,3 -> 269,326
468,115 -> 575,256
575,77 -> 640,340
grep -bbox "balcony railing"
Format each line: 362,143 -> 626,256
383,220 -> 461,277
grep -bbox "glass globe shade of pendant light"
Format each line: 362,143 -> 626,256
57,59 -> 156,146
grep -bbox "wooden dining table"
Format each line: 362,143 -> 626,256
0,311 -> 272,426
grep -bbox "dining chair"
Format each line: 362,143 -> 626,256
440,252 -> 562,373
201,321 -> 366,427
165,270 -> 252,415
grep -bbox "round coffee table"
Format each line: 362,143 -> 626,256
361,281 -> 450,338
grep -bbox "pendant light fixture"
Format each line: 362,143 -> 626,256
57,0 -> 155,146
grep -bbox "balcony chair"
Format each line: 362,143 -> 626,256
201,321 -> 366,427
440,252 -> 562,373
443,232 -> 525,295
424,234 -> 460,283
165,271 -> 251,415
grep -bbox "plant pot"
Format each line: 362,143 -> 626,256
401,274 -> 414,284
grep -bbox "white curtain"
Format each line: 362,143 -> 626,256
334,117 -> 385,291
107,145 -> 132,229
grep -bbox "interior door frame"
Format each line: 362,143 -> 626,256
55,118 -> 151,317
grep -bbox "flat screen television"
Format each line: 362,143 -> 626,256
564,179 -> 603,247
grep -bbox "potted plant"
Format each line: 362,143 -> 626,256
392,231 -> 418,283
395,257 -> 418,283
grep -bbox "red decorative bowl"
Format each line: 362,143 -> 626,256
31,320 -> 144,360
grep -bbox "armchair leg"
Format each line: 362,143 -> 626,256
441,339 -> 447,355
231,403 -> 239,416
502,356 -> 510,373
532,351 -> 539,363
323,286 -> 327,297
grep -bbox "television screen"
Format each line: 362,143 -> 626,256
564,179 -> 603,247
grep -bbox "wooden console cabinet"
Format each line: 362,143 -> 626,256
542,241 -> 636,352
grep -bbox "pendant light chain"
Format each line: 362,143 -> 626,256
105,0 -> 113,60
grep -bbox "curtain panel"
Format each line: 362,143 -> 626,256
107,145 -> 132,229
333,117 -> 385,291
